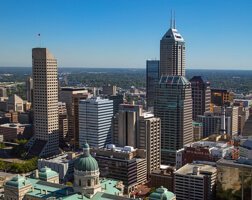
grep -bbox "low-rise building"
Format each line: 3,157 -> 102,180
192,121 -> 203,140
38,152 -> 79,182
174,163 -> 217,200
176,141 -> 238,169
5,143 -> 130,200
91,145 -> 147,192
0,123 -> 31,142
150,166 -> 175,192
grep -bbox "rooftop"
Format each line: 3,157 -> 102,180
7,175 -> 126,200
159,75 -> 190,86
162,28 -> 184,42
175,163 -> 217,177
0,123 -> 30,128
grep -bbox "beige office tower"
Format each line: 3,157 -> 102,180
60,88 -> 90,148
139,113 -> 161,177
160,19 -> 185,76
113,104 -> 142,147
32,48 -> 59,157
113,104 -> 160,178
58,102 -> 68,141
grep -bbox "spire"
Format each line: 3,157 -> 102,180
170,10 -> 173,28
173,11 -> 176,29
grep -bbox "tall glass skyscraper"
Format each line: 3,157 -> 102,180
154,20 -> 193,165
79,97 -> 113,148
146,60 -> 159,109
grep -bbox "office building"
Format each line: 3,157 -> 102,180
138,113 -> 161,177
91,145 -> 147,192
60,87 -> 90,147
160,19 -> 185,76
174,163 -> 217,200
192,121 -> 203,141
26,76 -> 33,103
0,87 -> 7,97
58,102 -> 68,141
30,48 -> 59,157
211,89 -> 234,107
113,104 -> 142,147
154,76 -> 193,165
197,112 -> 231,137
113,104 -> 160,176
146,60 -> 159,109
189,76 -> 211,120
108,94 -> 124,116
6,94 -> 24,112
176,141 -> 238,169
38,152 -> 78,181
150,167 -> 175,192
79,97 -> 113,148
0,123 -> 31,142
102,84 -> 116,96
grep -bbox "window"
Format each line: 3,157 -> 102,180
79,179 -> 81,186
87,179 -> 91,186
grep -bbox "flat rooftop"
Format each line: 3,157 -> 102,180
0,123 -> 30,128
175,163 -> 217,177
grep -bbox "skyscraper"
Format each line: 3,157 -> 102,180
155,76 -> 193,165
189,76 -> 211,121
113,104 -> 142,147
60,87 -> 90,148
160,19 -> 185,76
79,97 -> 113,148
26,77 -> 33,103
146,60 -> 159,109
154,19 -> 193,165
31,48 -> 59,157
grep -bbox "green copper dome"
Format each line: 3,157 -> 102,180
39,167 -> 58,179
74,142 -> 99,172
6,175 -> 31,188
149,186 -> 175,200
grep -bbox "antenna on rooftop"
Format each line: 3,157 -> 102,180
170,10 -> 173,28
173,10 -> 176,29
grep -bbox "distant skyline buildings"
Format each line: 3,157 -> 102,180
0,1 -> 251,69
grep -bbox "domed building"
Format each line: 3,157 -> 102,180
73,142 -> 101,197
149,186 -> 176,200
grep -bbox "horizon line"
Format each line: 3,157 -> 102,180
0,66 -> 252,71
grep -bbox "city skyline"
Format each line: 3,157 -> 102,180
0,0 -> 252,69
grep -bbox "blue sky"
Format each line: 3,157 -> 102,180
0,0 -> 252,69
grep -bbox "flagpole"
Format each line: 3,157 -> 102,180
38,33 -> 41,47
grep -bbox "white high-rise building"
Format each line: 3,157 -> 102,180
79,97 -> 113,148
31,48 -> 59,157
160,18 -> 185,76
